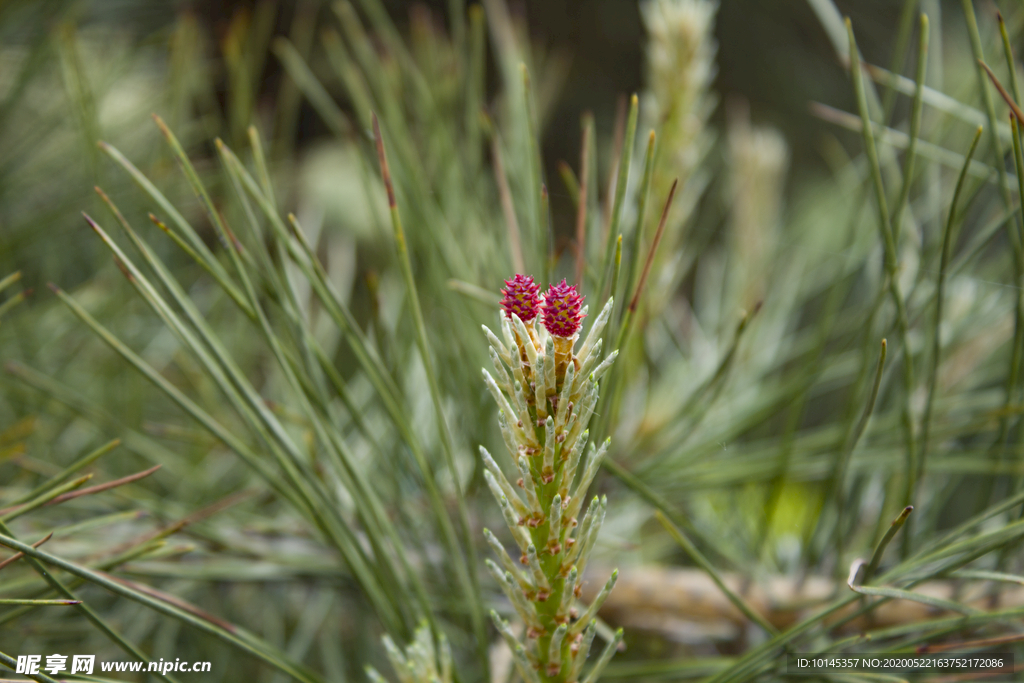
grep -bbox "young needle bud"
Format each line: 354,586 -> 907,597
497,411 -> 520,461
483,324 -> 510,362
580,629 -> 624,683
500,313 -> 515,350
543,335 -> 557,403
483,468 -> 529,520
534,339 -> 551,419
524,544 -> 550,596
563,496 -> 600,569
483,528 -> 531,591
486,560 -> 539,627
569,621 -> 598,681
513,380 -> 531,424
576,297 -> 612,361
489,346 -> 514,394
510,312 -> 539,370
509,343 -> 529,391
517,456 -> 543,516
547,494 -> 563,553
574,338 -> 603,393
573,497 -> 607,578
542,416 -> 556,482
491,611 -> 542,683
546,624 -> 568,676
506,571 -> 542,627
483,370 -> 517,423
557,566 -> 578,620
560,429 -> 589,498
555,361 -> 575,431
564,381 -> 598,451
570,569 -> 618,635
571,438 -> 611,506
591,349 -> 620,382
497,494 -> 530,551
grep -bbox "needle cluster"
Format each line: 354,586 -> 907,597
482,275 -> 622,683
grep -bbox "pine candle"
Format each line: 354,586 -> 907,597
481,275 -> 622,683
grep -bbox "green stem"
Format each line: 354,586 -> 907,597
847,19 -> 918,519
920,126 -> 983,489
373,115 -> 488,671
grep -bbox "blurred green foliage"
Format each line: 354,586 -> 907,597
4,1 -> 1024,682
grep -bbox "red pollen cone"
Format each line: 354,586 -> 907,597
542,280 -> 585,338
501,274 -> 542,322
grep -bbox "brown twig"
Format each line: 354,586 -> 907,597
979,59 -> 1024,122
587,564 -> 1024,635
629,179 -> 678,313
92,570 -> 238,633
0,465 -> 161,517
45,465 -> 160,506
372,114 -> 396,210
0,532 -> 52,572
97,489 -> 254,563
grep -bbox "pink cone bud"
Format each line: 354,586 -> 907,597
542,280 -> 586,338
501,274 -> 541,322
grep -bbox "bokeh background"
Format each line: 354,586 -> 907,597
5,0 -> 1024,680
2,0 -> 914,286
